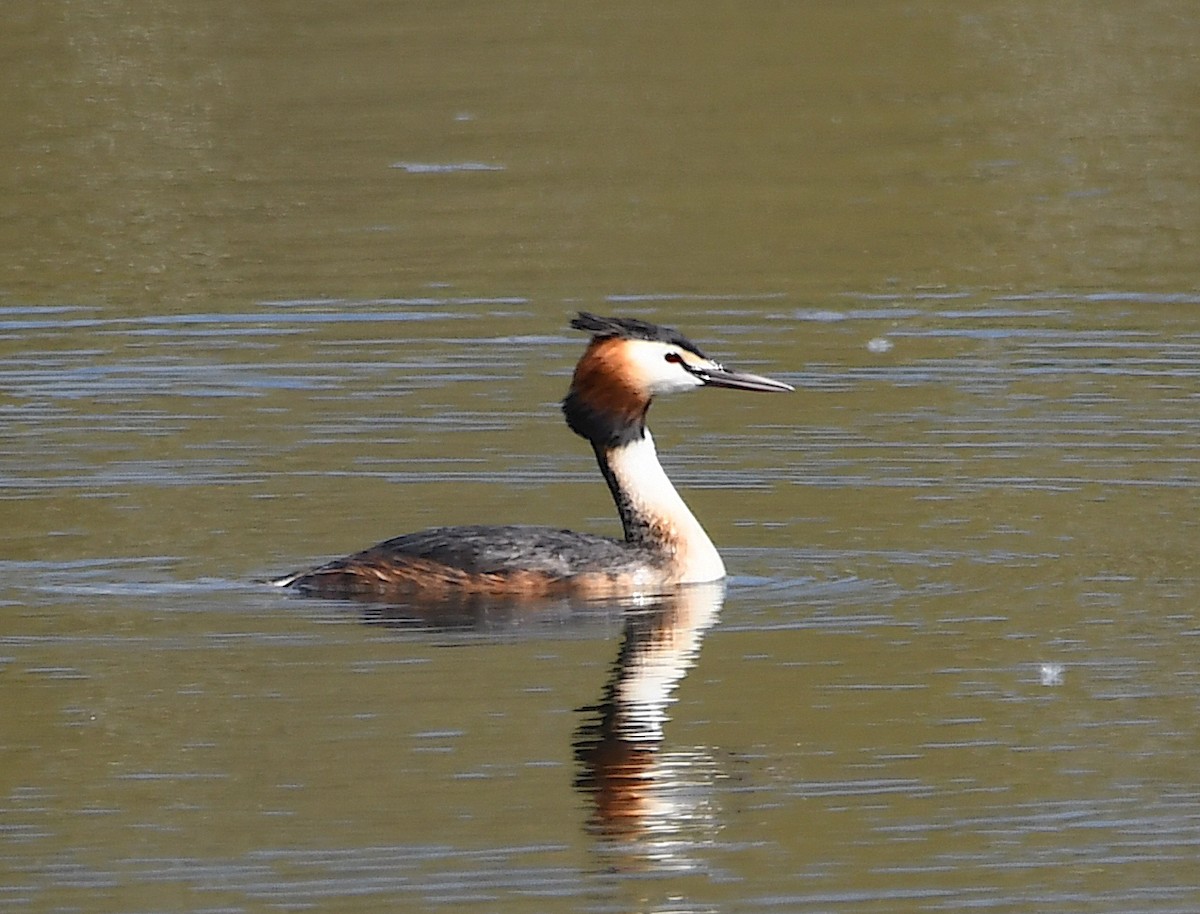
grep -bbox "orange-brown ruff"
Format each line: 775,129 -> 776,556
271,313 -> 792,600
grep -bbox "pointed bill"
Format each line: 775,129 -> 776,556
692,365 -> 794,393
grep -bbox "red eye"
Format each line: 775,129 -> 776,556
664,352 -> 683,364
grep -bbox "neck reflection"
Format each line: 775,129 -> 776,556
573,582 -> 725,854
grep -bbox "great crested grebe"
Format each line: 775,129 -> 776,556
272,312 -> 792,599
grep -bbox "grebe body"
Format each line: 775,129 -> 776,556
272,313 -> 791,599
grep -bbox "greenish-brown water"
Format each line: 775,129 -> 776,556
3,3 -> 1199,912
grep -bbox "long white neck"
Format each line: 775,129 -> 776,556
596,431 -> 726,584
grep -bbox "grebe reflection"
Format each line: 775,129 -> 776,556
573,582 -> 725,848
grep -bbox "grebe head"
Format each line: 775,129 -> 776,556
562,312 -> 793,447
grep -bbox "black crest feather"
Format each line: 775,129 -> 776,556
570,312 -> 707,358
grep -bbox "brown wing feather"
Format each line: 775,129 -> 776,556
275,525 -> 669,599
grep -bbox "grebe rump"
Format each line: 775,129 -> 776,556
272,313 -> 792,599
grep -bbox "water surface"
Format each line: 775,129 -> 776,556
3,3 -> 1199,912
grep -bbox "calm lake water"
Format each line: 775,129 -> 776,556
3,3 -> 1200,912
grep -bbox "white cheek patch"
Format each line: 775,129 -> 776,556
622,341 -> 707,395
